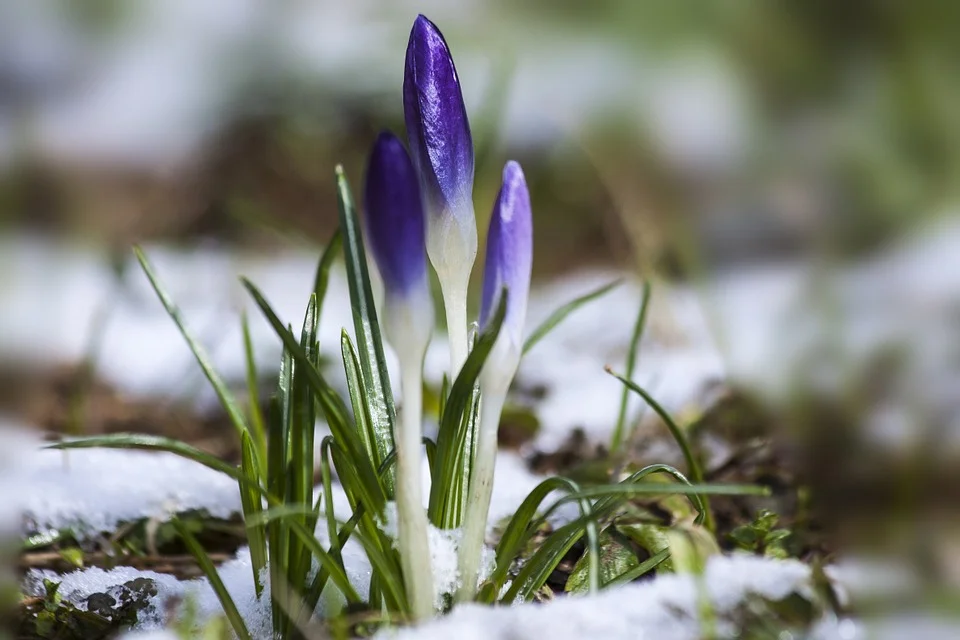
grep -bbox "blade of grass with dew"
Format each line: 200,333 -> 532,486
480,477 -> 590,602
254,507 -> 362,606
305,506 -> 364,615
605,367 -> 715,529
341,331 -> 380,490
497,464 -> 747,601
241,312 -> 267,474
428,294 -> 507,528
610,280 -> 652,452
46,435 -> 268,500
286,295 -> 319,611
502,516 -> 591,603
482,476 -> 599,602
173,519 -> 252,640
303,437 -> 346,616
267,382 -> 291,638
523,279 -> 621,355
242,278 -> 386,518
134,247 -> 250,442
335,166 -> 397,494
327,444 -> 407,613
443,386 -> 480,529
239,431 -> 267,598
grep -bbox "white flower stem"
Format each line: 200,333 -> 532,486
397,360 -> 435,621
456,390 -> 507,603
440,278 -> 469,379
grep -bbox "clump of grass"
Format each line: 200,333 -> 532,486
48,13 -> 767,638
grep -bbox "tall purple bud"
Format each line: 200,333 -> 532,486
480,161 -> 533,367
404,14 -> 476,374
364,131 -> 434,361
459,162 -> 533,601
365,131 -> 436,619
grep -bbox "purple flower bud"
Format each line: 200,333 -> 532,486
364,131 -> 429,299
403,14 -> 474,222
480,161 -> 532,347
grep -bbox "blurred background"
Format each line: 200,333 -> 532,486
2,0 -> 959,632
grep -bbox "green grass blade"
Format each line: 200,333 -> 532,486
255,507 -> 362,606
610,280 -> 652,452
502,517 -> 588,603
482,476 -> 598,602
334,165 -> 397,494
523,279 -> 621,355
242,278 -> 386,516
605,367 -> 714,529
559,483 -> 768,501
287,296 -> 319,602
239,432 -> 267,598
266,394 -> 290,639
241,313 -> 268,474
605,548 -> 670,588
305,506 -> 364,614
428,294 -> 507,528
341,331 -> 379,477
46,435 -> 268,500
607,369 -> 703,484
422,437 -> 436,482
133,247 -> 249,441
173,519 -> 252,640
312,228 -> 343,334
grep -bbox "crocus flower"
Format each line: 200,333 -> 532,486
364,130 -> 436,620
364,131 -> 434,358
458,160 -> 533,601
479,160 -> 533,365
404,14 -> 477,373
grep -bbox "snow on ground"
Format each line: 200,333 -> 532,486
26,552 -> 818,639
375,555 -> 813,640
7,424 -> 241,537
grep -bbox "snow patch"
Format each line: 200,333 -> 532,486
376,555 -> 813,640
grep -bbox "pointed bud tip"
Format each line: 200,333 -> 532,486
480,160 -> 533,336
364,132 -> 429,298
403,13 -> 475,223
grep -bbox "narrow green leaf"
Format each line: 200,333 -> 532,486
335,165 -> 397,493
559,482 -> 768,501
566,529 -> 636,594
503,517 -> 587,602
610,280 -> 652,452
266,395 -> 290,639
46,435 -> 268,499
305,506 -> 364,614
287,296 -> 319,602
312,228 -> 343,335
173,519 -> 252,640
605,548 -> 670,588
241,313 -> 268,475
523,279 -> 621,355
422,437 -> 436,482
605,368 -> 714,529
341,331 -> 379,478
134,247 -> 249,441
255,507 -> 362,605
242,278 -> 386,517
483,476 -> 598,602
239,432 -> 267,598
428,293 -> 507,528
